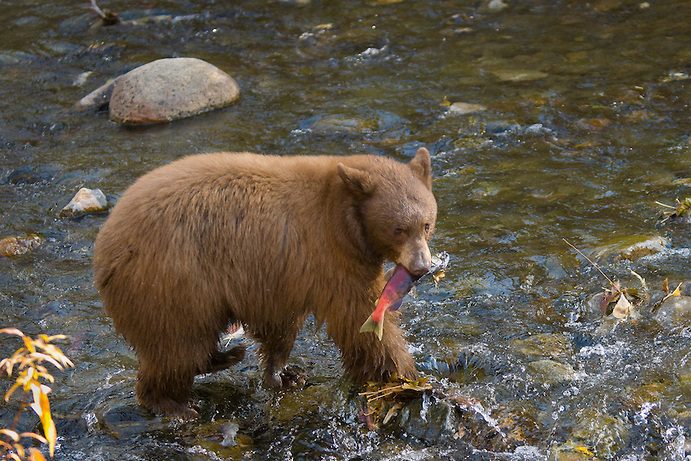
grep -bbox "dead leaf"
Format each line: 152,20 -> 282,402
612,293 -> 632,319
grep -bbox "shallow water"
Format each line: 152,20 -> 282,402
1,1 -> 689,460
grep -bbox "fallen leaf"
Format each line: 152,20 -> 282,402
612,293 -> 632,319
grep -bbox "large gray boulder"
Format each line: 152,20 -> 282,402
109,58 -> 239,125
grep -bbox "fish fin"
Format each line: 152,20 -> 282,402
388,298 -> 404,312
359,315 -> 384,340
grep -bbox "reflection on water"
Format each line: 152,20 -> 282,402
0,0 -> 689,459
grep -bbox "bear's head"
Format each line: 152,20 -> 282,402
338,147 -> 437,276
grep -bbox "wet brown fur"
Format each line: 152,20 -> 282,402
93,149 -> 437,417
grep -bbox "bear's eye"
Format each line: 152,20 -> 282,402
394,227 -> 405,236
424,223 -> 431,233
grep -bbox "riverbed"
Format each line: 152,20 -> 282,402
1,1 -> 689,460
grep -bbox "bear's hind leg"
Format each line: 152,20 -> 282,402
136,357 -> 198,420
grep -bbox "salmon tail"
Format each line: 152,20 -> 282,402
359,315 -> 384,340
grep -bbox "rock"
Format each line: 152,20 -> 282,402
654,294 -> 691,328
548,441 -> 596,461
96,403 -> 163,439
5,165 -> 59,184
191,419 -> 252,459
109,58 -> 240,125
512,333 -> 573,359
270,384 -> 333,423
486,0 -> 509,12
570,409 -> 629,458
527,359 -> 576,384
448,102 -> 486,115
490,69 -> 548,82
0,234 -> 42,257
396,393 -> 456,442
309,115 -> 364,135
592,235 -> 669,261
60,187 -> 108,217
75,77 -> 118,111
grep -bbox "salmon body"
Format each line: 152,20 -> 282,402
359,265 -> 419,340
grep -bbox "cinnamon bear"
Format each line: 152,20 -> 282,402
93,148 -> 436,418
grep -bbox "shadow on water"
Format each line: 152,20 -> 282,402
1,0 -> 689,459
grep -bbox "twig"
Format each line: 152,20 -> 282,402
630,270 -> 648,294
562,238 -> 614,285
89,0 -> 106,18
654,201 -> 676,209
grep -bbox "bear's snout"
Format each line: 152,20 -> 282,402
399,239 -> 432,277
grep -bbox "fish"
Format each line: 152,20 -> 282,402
359,264 -> 420,340
359,252 -> 449,340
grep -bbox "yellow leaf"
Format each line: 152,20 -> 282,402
29,448 -> 47,461
23,336 -> 36,354
671,282 -> 682,297
38,391 -> 56,457
20,432 -> 48,445
0,328 -> 24,337
4,381 -> 22,402
0,428 -> 20,442
0,440 -> 14,451
440,96 -> 451,107
574,445 -> 594,456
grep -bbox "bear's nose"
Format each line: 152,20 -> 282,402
408,256 -> 431,277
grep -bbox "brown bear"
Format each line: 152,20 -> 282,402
93,148 -> 437,418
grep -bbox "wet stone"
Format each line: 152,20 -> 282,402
0,234 -> 42,257
592,235 -> 669,261
511,333 -> 573,359
527,359 -> 577,384
270,384 -> 333,423
109,57 -> 240,125
448,102 -> 486,115
548,441 -> 596,461
396,393 -> 456,442
76,78 -> 118,111
490,69 -> 548,82
191,419 -> 252,459
5,165 -> 59,184
60,187 -> 108,217
97,403 -> 163,439
653,294 -> 691,328
570,409 -> 629,458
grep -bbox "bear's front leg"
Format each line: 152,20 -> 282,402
326,299 -> 417,383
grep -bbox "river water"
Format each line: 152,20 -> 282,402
1,1 -> 689,460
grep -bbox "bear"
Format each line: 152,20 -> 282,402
93,147 -> 437,418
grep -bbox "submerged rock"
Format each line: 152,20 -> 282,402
109,58 -> 240,125
592,235 -> 669,261
0,234 -> 42,257
190,419 -> 252,459
511,333 -> 573,360
570,409 -> 629,458
397,393 -> 455,442
448,102 -> 486,115
490,69 -> 548,82
60,187 -> 108,217
548,441 -> 596,461
75,78 -> 118,111
654,293 -> 691,328
527,360 -> 577,384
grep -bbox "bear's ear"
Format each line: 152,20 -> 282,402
337,163 -> 375,197
409,147 -> 432,190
